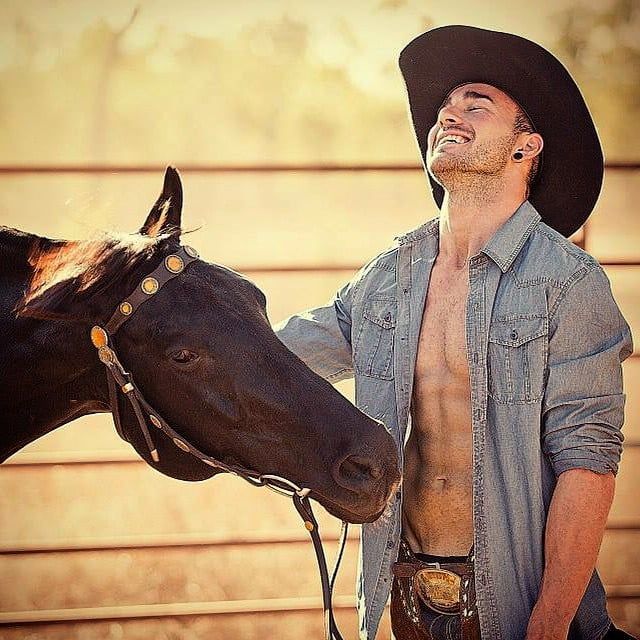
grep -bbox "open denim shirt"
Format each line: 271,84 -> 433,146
274,201 -> 634,640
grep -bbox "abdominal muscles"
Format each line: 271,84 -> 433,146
402,372 -> 475,556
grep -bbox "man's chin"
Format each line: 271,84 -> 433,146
428,155 -> 485,189
427,165 -> 445,188
427,160 -> 457,189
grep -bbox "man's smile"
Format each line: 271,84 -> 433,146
433,129 -> 473,151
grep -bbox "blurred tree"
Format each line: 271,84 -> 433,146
555,0 -> 640,160
91,8 -> 139,161
0,13 -> 413,165
1,4 -> 636,165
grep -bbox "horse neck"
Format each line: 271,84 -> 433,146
0,371 -> 109,463
0,226 -> 35,274
0,228 -> 110,461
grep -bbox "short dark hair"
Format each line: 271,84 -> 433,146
513,107 -> 541,194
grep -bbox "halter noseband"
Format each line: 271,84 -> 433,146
89,244 -> 348,640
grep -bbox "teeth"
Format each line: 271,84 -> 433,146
441,135 -> 468,145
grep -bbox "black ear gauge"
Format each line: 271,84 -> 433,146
513,151 -> 524,160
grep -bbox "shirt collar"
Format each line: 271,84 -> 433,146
396,200 -> 541,273
395,216 -> 439,245
480,200 -> 541,273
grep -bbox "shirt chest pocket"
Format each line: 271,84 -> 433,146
487,315 -> 548,404
353,298 -> 396,380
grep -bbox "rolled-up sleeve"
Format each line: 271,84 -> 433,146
541,264 -> 634,477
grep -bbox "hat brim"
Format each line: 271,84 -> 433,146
399,25 -> 603,237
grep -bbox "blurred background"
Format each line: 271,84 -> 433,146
0,0 -> 638,638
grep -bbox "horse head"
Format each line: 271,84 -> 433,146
16,168 -> 400,524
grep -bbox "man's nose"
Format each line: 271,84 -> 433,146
438,104 -> 463,126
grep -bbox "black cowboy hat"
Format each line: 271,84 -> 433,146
398,25 -> 603,237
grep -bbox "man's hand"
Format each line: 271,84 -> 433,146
525,601 -> 571,640
525,468 -> 615,640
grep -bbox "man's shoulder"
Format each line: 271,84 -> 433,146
521,219 -> 603,288
356,216 -> 439,279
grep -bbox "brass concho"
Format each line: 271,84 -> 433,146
141,277 -> 159,295
90,326 -> 108,348
183,245 -> 198,258
165,254 -> 184,273
413,568 -> 461,614
119,301 -> 133,315
97,346 -> 115,365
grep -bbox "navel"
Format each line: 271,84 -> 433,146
433,476 -> 448,492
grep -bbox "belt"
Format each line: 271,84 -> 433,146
391,539 -> 480,640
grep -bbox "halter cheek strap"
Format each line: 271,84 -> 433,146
91,245 -> 199,462
89,244 -> 348,640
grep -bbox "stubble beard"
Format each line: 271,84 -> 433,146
428,132 -> 517,204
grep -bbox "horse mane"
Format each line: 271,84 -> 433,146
16,231 -> 175,321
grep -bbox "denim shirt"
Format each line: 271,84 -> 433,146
274,200 -> 634,640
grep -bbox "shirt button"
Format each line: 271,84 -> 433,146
510,329 -> 519,340
387,538 -> 396,549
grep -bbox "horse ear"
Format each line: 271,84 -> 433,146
140,166 -> 183,238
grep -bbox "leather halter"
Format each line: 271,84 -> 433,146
90,244 -> 348,640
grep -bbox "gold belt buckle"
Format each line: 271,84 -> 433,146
413,565 -> 461,615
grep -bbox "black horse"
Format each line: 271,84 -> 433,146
0,167 -> 399,524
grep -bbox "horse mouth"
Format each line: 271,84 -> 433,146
311,482 -> 399,524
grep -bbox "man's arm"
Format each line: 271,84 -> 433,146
530,263 -> 634,638
526,469 -> 615,639
273,258 -> 374,382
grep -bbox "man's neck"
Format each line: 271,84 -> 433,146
437,184 -> 527,269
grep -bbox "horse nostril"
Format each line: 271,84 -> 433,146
334,454 -> 384,490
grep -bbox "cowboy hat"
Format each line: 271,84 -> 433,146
399,25 -> 603,237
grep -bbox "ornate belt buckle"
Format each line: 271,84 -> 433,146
413,565 -> 461,615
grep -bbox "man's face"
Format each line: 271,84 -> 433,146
426,82 -> 521,186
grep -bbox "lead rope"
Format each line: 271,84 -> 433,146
293,493 -> 348,640
93,330 -> 350,640
329,521 -> 350,638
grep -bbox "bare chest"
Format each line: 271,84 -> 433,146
414,263 -> 470,381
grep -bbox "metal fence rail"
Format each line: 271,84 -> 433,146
0,530 -> 360,555
0,162 -> 638,174
0,596 -> 359,626
0,434 -> 635,467
1,590 -> 638,627
0,522 -> 636,556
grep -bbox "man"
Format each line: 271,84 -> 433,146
275,26 -> 634,640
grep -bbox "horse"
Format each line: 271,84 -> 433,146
0,167 -> 400,525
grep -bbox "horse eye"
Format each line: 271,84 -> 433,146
170,349 -> 200,365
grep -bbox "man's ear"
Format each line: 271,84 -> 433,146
140,166 -> 183,238
520,133 -> 544,161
